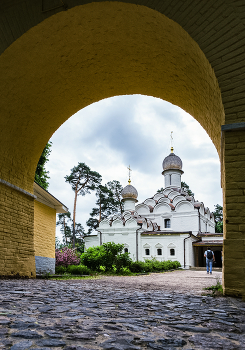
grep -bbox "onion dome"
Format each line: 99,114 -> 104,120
162,148 -> 183,171
121,184 -> 138,200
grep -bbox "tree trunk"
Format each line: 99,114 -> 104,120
99,200 -> 101,223
73,190 -> 78,248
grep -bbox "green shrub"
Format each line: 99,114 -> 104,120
81,242 -> 132,272
66,264 -> 91,275
55,265 -> 67,274
129,260 -> 147,273
80,242 -> 181,274
171,260 -> 181,269
118,267 -> 132,276
129,258 -> 181,273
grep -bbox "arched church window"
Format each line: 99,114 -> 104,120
145,248 -> 150,256
124,248 -> 128,253
170,248 -> 175,256
165,219 -> 171,228
157,248 -> 162,255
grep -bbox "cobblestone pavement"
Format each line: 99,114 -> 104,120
0,271 -> 245,350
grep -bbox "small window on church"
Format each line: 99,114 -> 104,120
170,248 -> 175,256
165,219 -> 171,228
124,248 -> 128,253
157,248 -> 162,255
145,248 -> 150,256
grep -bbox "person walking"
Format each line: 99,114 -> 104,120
204,247 -> 215,274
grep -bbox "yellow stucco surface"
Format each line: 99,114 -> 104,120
0,2 -> 224,193
0,183 -> 36,277
0,1 -> 244,297
34,201 -> 56,259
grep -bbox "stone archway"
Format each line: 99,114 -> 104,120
0,1 -> 244,298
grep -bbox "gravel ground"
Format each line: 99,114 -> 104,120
77,270 -> 223,295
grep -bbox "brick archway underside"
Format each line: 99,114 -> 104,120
0,2 -> 224,192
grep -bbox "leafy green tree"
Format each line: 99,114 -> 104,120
65,162 -> 102,247
86,181 -> 124,233
56,211 -> 72,244
56,218 -> 85,252
214,204 -> 223,233
35,142 -> 52,189
107,180 -> 124,214
181,181 -> 194,197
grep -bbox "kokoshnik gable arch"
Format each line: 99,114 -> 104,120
0,1 -> 244,298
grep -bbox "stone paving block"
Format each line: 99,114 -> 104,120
0,275 -> 244,349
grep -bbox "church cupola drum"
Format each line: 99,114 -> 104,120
121,165 -> 138,211
162,147 -> 184,188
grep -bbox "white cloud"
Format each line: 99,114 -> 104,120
47,95 -> 222,240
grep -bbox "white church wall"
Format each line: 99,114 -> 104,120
185,236 -> 197,268
199,213 -> 214,232
102,229 -> 138,261
199,204 -> 205,216
171,212 -> 199,234
165,173 -> 171,187
202,235 -> 222,242
84,234 -> 100,250
170,173 -> 181,187
139,234 -> 187,266
124,198 -> 136,211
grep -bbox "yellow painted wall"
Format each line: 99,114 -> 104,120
222,129 -> 245,298
0,183 -> 36,277
34,201 -> 56,259
0,1 -> 244,296
0,2 -> 224,194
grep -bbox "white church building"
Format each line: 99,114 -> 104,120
84,148 -> 223,269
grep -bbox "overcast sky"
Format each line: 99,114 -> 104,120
47,95 -> 222,240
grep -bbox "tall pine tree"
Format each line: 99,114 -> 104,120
65,162 -> 102,247
86,181 -> 123,233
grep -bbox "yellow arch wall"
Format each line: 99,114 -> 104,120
2,2 -> 244,297
0,2 -> 224,194
0,183 -> 35,277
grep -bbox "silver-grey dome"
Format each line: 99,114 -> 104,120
121,184 -> 138,199
162,153 -> 182,171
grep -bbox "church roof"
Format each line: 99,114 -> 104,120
121,184 -> 138,200
162,152 -> 183,171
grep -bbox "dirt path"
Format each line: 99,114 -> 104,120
72,269 -> 222,295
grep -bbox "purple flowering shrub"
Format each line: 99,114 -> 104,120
55,247 -> 80,267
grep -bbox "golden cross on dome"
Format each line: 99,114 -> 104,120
127,165 -> 132,184
170,131 -> 174,153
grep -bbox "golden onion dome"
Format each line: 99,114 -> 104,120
162,151 -> 183,171
121,184 -> 138,200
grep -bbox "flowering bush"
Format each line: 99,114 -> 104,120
55,247 -> 80,267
